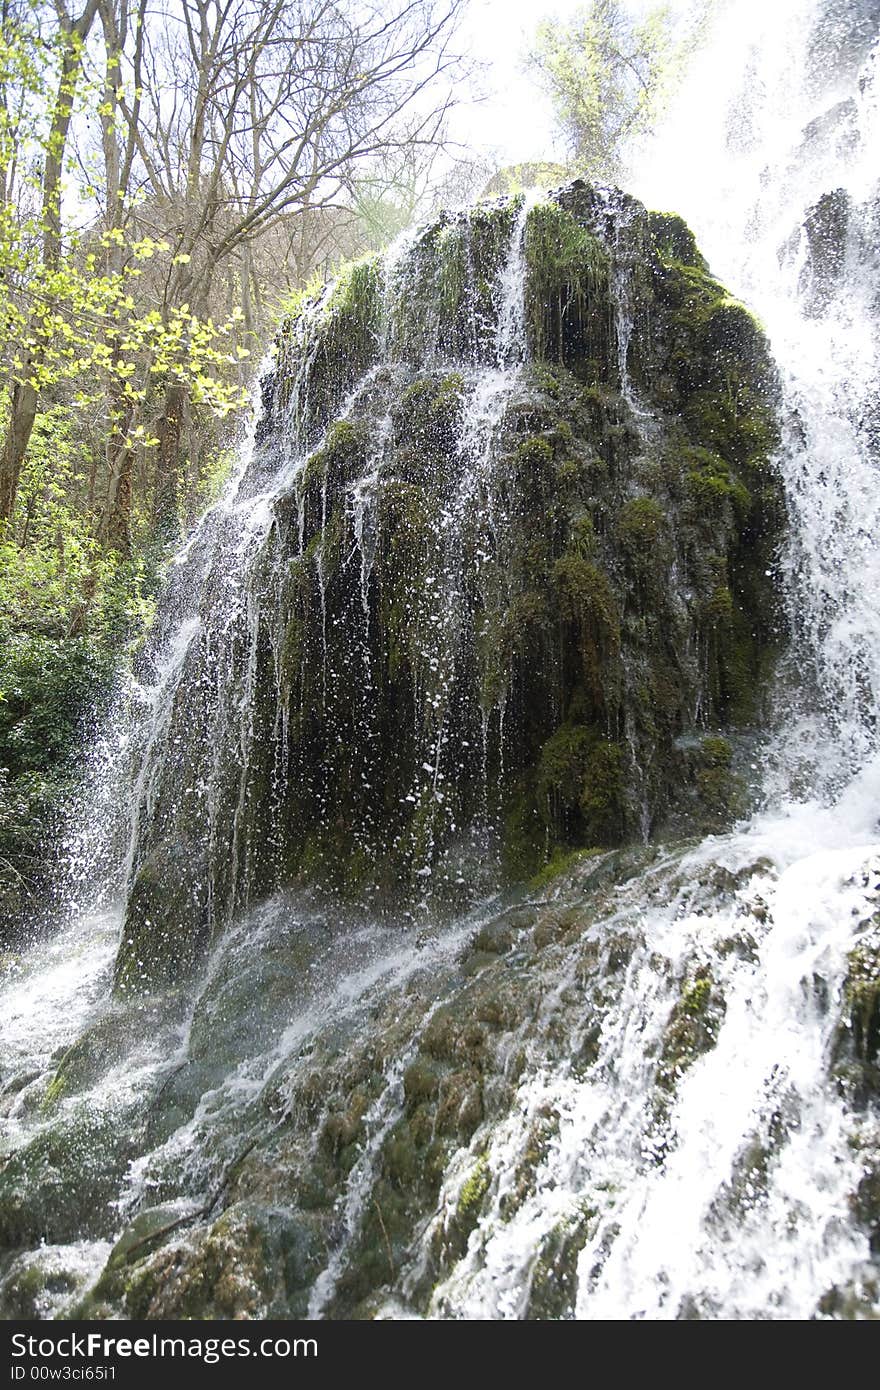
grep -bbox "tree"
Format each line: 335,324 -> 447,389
0,0 -> 469,544
1,0 -> 100,522
525,0 -> 705,183
102,0 -> 468,539
0,1 -> 248,542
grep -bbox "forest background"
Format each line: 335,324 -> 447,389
0,0 -> 704,933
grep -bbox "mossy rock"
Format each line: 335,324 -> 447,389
525,1202 -> 597,1319
649,211 -> 707,270
440,1155 -> 491,1263
115,841 -> 210,994
834,917 -> 880,1100
83,1203 -> 324,1320
0,1247 -> 98,1319
113,178 -> 786,987
0,1103 -> 138,1246
657,966 -> 726,1097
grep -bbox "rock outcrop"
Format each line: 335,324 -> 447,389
116,183 -> 784,992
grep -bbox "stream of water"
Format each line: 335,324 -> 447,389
1,0 -> 878,1321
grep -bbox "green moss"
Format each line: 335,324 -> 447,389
115,843 -> 208,994
122,190 -> 785,970
682,976 -> 712,1015
467,199 -> 519,273
683,447 -> 752,520
703,585 -> 734,624
303,419 -> 367,491
516,436 -> 555,471
502,782 -> 548,881
682,383 -> 778,474
539,723 -> 594,806
525,1202 -> 596,1319
536,726 -> 625,848
432,372 -> 465,419
841,925 -> 880,1076
615,498 -> 669,584
692,737 -> 743,823
568,513 -> 597,558
0,1103 -> 136,1245
436,224 -> 468,323
579,740 -> 625,844
42,1071 -> 66,1108
529,846 -> 603,892
278,608 -> 304,706
536,367 -> 562,398
303,507 -> 344,577
319,418 -> 361,458
648,211 -> 707,270
656,254 -> 779,481
617,496 -> 665,544
326,255 -> 383,322
657,968 -> 725,1093
524,201 -> 609,362
400,372 -> 464,445
552,554 -> 618,636
456,1155 -> 490,1222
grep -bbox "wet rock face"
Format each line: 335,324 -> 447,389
116,183 -> 784,990
806,0 -> 880,91
800,189 -> 853,316
4,844 -> 877,1321
66,854 -> 660,1320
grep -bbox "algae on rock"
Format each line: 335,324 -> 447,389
115,181 -> 785,990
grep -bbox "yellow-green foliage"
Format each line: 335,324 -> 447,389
0,405 -> 154,644
456,1155 -> 490,1222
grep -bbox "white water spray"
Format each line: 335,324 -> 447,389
2,0 -> 879,1322
424,0 -> 880,1320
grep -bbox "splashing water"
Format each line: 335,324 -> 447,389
636,0 -> 880,791
2,0 -> 880,1322
423,0 -> 880,1320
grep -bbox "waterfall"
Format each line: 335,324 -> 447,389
424,0 -> 880,1322
635,0 -> 880,792
430,0 -> 880,1320
1,0 -> 879,1323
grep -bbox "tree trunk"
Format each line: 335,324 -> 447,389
1,0 -> 100,522
0,378 -> 38,523
104,444 -> 135,555
100,385 -> 137,556
154,381 -> 186,542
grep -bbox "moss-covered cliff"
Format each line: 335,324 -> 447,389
116,181 -> 784,992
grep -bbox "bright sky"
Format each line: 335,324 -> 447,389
452,0 -> 589,164
452,0 -> 667,166
448,0 -> 712,179
444,0 -> 589,164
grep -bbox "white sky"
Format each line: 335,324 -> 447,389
450,0 -> 660,166
451,0 -> 587,164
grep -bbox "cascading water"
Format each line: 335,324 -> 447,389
423,0 -> 880,1321
1,0 -> 879,1322
637,0 -> 880,794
